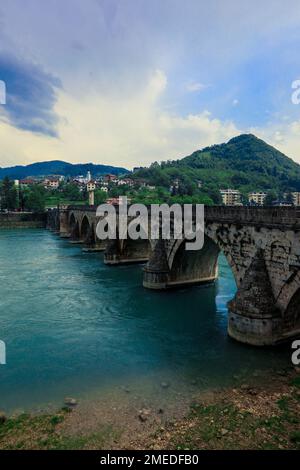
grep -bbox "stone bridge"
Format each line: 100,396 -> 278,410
47,205 -> 300,346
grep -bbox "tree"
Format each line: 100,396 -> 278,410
24,186 -> 46,212
61,183 -> 82,201
94,190 -> 107,205
285,192 -> 294,205
264,190 -> 278,206
0,177 -> 17,210
204,185 -> 223,205
19,187 -> 29,211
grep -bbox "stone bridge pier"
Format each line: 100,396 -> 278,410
104,237 -> 151,265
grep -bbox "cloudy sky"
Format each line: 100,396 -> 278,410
0,0 -> 300,169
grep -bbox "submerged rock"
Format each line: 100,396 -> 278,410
64,397 -> 78,407
160,382 -> 170,389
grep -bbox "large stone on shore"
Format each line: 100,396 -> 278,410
138,408 -> 151,422
221,428 -> 229,436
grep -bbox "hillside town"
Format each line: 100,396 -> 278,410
1,168 -> 300,212
220,188 -> 300,206
18,172 -> 300,206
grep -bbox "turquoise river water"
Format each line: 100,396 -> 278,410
0,229 -> 290,414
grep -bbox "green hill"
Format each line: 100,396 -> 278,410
0,160 -> 129,180
133,134 -> 300,202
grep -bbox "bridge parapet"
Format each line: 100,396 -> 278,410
205,206 -> 300,227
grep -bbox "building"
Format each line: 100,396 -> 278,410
48,179 -> 59,189
248,192 -> 267,206
134,178 -> 148,188
99,186 -> 108,193
43,177 -> 61,189
98,179 -> 108,187
170,178 -> 180,193
72,177 -> 86,189
283,192 -> 300,206
220,189 -> 242,206
291,192 -> 300,206
74,175 -> 86,184
19,178 -> 37,187
106,196 -> 132,205
272,200 -> 293,207
73,172 -> 92,184
87,180 -> 96,192
117,178 -> 134,187
105,174 -> 118,183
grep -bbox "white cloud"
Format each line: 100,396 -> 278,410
186,82 -> 208,93
0,70 -> 241,169
232,99 -> 239,106
273,130 -> 284,143
1,67 -> 300,170
251,121 -> 300,163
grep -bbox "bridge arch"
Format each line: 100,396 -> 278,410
276,270 -> 300,313
283,287 -> 300,332
69,212 -> 80,240
165,225 -> 241,289
69,212 -> 76,229
167,235 -> 220,287
81,215 -> 91,241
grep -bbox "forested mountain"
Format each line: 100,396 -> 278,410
133,134 -> 300,200
0,160 -> 129,180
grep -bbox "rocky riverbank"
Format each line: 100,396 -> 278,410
144,367 -> 300,450
0,367 -> 299,450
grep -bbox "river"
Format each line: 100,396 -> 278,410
0,229 -> 290,414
